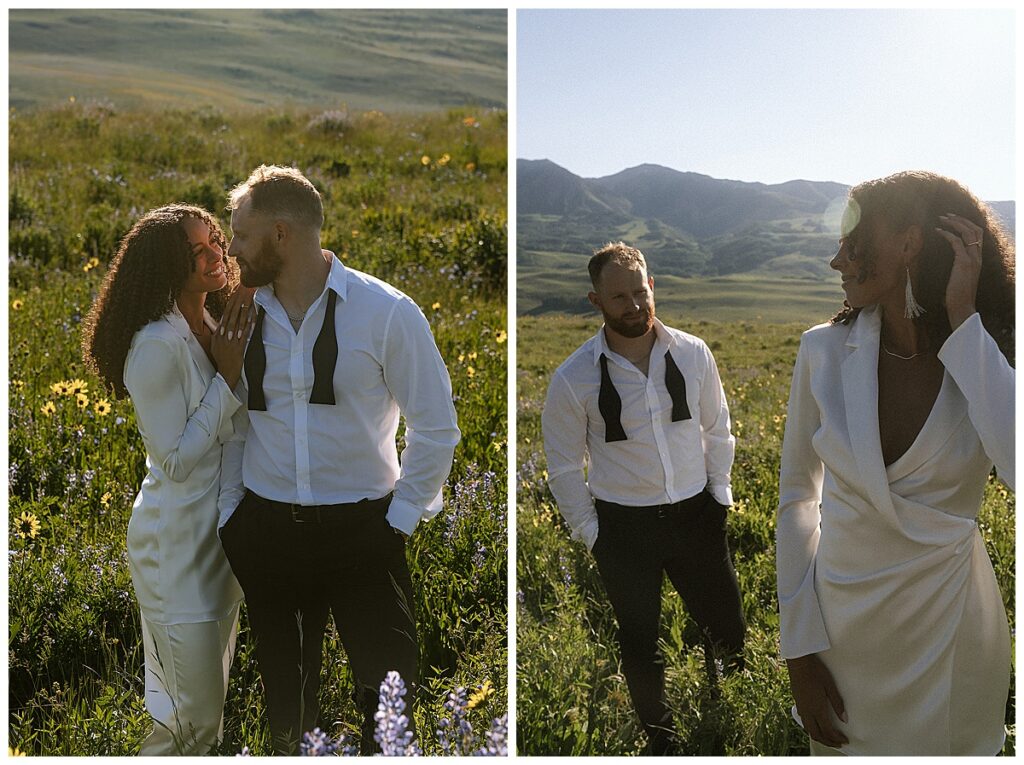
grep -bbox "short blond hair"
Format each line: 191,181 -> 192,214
228,164 -> 324,230
588,241 -> 647,288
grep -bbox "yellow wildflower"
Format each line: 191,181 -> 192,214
94,399 -> 112,416
431,302 -> 441,310
420,155 -> 431,166
67,378 -> 88,396
40,401 -> 56,416
468,351 -> 477,361
438,153 -> 451,166
50,381 -> 70,396
351,229 -> 360,238
467,679 -> 494,710
462,116 -> 477,127
83,263 -> 93,273
69,95 -> 76,103
88,256 -> 100,268
12,299 -> 23,310
458,354 -> 465,363
11,379 -> 24,390
495,330 -> 507,344
100,492 -> 112,508
16,511 -> 41,540
466,366 -> 476,378
9,746 -> 26,756
465,162 -> 476,172
76,393 -> 89,409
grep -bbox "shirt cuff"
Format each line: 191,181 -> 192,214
580,518 -> 600,551
707,484 -> 733,507
386,496 -> 423,536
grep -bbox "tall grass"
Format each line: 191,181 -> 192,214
8,102 -> 507,755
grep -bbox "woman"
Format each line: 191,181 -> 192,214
775,171 -> 1014,756
82,204 -> 254,755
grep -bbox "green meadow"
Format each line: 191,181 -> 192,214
8,103 -> 507,755
515,311 -> 1015,755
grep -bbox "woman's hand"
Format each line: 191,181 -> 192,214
936,212 -> 983,330
786,653 -> 848,749
211,286 -> 256,389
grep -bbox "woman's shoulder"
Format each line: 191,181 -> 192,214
128,314 -> 186,356
799,317 -> 853,354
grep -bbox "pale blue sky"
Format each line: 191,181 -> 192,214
517,9 -> 1016,201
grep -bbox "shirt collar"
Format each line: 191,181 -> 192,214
252,250 -> 349,313
168,301 -> 215,339
591,316 -> 676,366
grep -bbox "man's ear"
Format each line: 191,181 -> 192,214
274,220 -> 288,244
588,291 -> 601,310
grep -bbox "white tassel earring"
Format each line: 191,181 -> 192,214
904,266 -> 925,319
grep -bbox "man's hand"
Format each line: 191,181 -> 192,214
786,653 -> 848,749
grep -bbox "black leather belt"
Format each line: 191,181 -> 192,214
247,491 -> 393,523
595,487 -> 709,518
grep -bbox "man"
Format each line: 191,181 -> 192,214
217,165 -> 460,754
542,241 -> 745,755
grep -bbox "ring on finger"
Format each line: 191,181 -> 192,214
965,239 -> 982,247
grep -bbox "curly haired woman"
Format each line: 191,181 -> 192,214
775,171 -> 1014,755
83,204 -> 254,755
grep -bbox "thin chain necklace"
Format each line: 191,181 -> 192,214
880,339 -> 926,360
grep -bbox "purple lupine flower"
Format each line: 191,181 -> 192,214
374,671 -> 421,756
299,727 -> 340,756
475,713 -> 509,756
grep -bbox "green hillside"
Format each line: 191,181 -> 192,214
9,9 -> 507,112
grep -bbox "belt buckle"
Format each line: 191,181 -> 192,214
290,504 -> 320,523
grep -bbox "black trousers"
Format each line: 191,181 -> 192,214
592,488 -> 746,754
220,491 -> 418,755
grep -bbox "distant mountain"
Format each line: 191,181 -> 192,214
517,159 -> 1016,281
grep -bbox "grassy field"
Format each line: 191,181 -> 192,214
517,252 -> 845,324
9,9 -> 506,112
8,103 -> 507,755
515,311 -> 1015,755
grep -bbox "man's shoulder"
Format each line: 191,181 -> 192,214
552,334 -> 600,380
343,266 -> 413,303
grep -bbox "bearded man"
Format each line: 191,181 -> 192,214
217,165 -> 459,754
542,241 -> 745,755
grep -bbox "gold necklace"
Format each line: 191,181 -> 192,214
880,340 -> 925,360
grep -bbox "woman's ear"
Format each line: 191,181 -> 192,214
902,224 -> 924,263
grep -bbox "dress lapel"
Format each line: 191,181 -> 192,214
840,306 -> 900,523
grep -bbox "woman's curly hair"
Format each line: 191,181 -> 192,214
831,170 -> 1014,363
82,204 -> 238,397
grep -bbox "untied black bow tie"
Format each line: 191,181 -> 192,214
598,350 -> 691,442
243,290 -> 338,412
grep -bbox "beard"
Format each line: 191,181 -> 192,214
237,235 -> 283,287
603,304 -> 655,338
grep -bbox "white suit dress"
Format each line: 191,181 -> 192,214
776,306 -> 1013,756
123,304 -> 244,754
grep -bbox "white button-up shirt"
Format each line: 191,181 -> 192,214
218,256 -> 460,536
542,318 -> 735,550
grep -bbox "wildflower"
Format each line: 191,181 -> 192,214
351,229 -> 359,238
11,379 -> 24,390
468,351 -> 477,361
15,511 -> 41,540
495,330 -> 507,344
76,393 -> 89,410
465,162 -> 476,172
467,679 -> 495,710
374,671 -> 421,756
88,256 -> 100,268
466,366 -> 476,378
94,399 -> 111,416
100,492 -> 112,508
40,401 -> 56,416
431,302 -> 441,310
420,155 -> 431,166
67,378 -> 88,396
299,728 -> 340,756
8,746 -> 26,757
462,116 -> 477,127
11,299 -> 23,311
438,153 -> 451,166
83,263 -> 93,273
50,381 -> 69,396
458,354 -> 465,363
476,714 -> 509,756
69,95 -> 76,103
